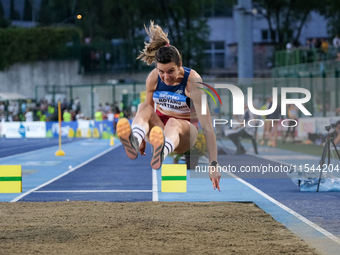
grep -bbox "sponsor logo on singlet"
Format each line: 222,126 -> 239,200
153,91 -> 190,113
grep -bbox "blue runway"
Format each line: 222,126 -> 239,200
0,138 -> 340,254
0,138 -> 82,158
21,142 -> 153,202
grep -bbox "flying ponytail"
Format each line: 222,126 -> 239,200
137,21 -> 170,65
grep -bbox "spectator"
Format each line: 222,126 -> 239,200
227,104 -> 256,155
0,103 -> 4,114
61,99 -> 69,112
72,97 -> 81,112
70,110 -> 76,121
99,103 -> 105,112
333,34 -> 340,61
283,105 -> 298,143
0,114 -> 5,122
63,110 -> 72,122
311,38 -> 320,49
321,38 -> 329,60
76,110 -> 85,120
286,40 -> 293,51
259,98 -> 271,145
8,113 -> 13,122
25,108 -> 33,122
107,109 -> 114,122
332,121 -> 340,146
267,98 -> 282,147
105,52 -> 112,70
105,102 -> 111,113
95,109 -> 103,121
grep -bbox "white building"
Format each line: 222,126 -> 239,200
204,8 -> 329,76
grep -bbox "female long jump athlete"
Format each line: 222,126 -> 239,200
117,21 -> 221,191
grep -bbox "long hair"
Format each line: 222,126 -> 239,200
137,21 -> 181,66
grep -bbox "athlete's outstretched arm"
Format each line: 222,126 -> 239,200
186,71 -> 221,191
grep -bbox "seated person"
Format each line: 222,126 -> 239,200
332,121 -> 340,146
283,104 -> 298,143
227,104 -> 256,155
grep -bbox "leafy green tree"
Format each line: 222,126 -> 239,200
38,0 -> 78,25
155,0 -> 210,70
254,0 -> 322,49
23,0 -> 32,21
97,0 -> 210,70
10,0 -> 21,20
36,0 -> 211,70
318,1 -> 340,37
0,0 -> 10,28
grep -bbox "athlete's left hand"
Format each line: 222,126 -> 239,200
139,139 -> 146,156
209,164 -> 221,191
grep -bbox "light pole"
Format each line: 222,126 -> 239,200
236,0 -> 253,79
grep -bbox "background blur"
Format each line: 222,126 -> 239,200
1,0 -> 340,128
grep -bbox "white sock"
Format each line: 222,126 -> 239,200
163,137 -> 175,159
132,124 -> 146,147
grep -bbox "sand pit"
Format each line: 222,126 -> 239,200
0,201 -> 318,254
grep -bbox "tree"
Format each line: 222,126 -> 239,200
23,0 -> 32,21
156,0 -> 210,70
38,0 -> 78,25
253,0 -> 323,49
98,0 -> 210,70
10,0 -> 21,20
36,0 -> 211,71
0,0 -> 11,27
318,1 -> 340,37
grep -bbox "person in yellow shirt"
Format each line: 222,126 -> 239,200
95,109 -> 103,121
63,110 -> 72,122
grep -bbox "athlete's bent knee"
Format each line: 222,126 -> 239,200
137,103 -> 152,112
165,118 -> 181,131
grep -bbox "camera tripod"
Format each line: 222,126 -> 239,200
317,126 -> 340,192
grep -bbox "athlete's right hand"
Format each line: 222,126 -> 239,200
139,139 -> 146,156
209,165 -> 221,191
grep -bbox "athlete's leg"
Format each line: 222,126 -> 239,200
149,118 -> 198,169
165,118 -> 198,154
132,103 -> 164,134
117,103 -> 163,160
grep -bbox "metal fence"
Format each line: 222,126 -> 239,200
35,83 -> 146,118
35,76 -> 340,121
202,77 -> 340,120
275,47 -> 338,67
272,59 -> 340,78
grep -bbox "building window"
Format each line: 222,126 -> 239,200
261,29 -> 277,42
204,0 -> 233,18
204,41 -> 225,68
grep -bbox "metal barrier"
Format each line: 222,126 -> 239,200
35,76 -> 340,121
272,59 -> 340,78
275,47 -> 338,67
35,83 -> 146,118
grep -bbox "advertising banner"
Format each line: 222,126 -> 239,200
46,121 -> 78,138
2,122 -> 46,138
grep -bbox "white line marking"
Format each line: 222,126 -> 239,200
11,143 -> 122,202
0,139 -> 87,162
152,169 -> 158,201
227,171 -> 340,246
33,190 -> 152,193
